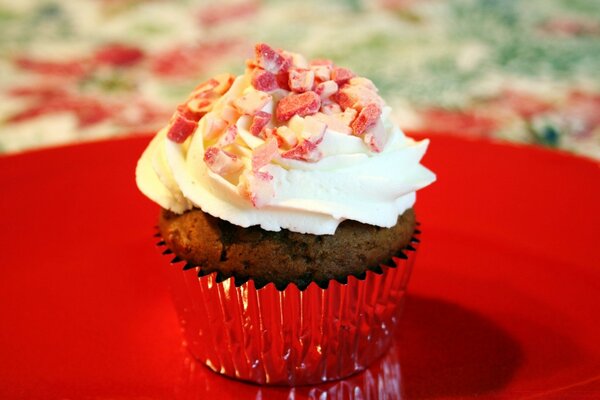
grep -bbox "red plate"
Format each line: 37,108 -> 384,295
1,135 -> 599,399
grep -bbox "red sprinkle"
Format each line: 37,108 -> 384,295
350,103 -> 381,136
331,67 -> 355,85
276,91 -> 321,121
167,111 -> 198,143
250,111 -> 272,136
251,69 -> 278,92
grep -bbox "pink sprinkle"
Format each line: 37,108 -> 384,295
276,91 -> 321,121
249,111 -> 272,136
288,68 -> 315,93
281,140 -> 322,162
251,69 -> 278,92
331,67 -> 355,85
350,103 -> 381,136
167,111 -> 198,143
315,80 -> 338,99
254,43 -> 290,74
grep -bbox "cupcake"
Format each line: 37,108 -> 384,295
136,43 -> 435,385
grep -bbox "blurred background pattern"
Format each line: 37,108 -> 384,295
0,0 -> 598,158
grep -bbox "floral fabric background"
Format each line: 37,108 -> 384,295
0,0 -> 599,159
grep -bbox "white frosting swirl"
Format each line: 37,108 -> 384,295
136,71 -> 435,235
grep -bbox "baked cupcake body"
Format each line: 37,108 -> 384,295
137,43 -> 435,385
159,207 -> 416,290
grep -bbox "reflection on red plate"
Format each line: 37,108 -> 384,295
0,134 -> 599,399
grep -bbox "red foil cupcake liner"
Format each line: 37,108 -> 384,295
158,229 -> 420,386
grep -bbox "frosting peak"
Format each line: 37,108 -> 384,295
136,43 -> 435,234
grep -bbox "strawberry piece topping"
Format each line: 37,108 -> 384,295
331,67 -> 355,85
254,43 -> 290,74
251,69 -> 278,92
204,146 -> 243,175
249,111 -> 272,136
350,103 -> 382,135
232,91 -> 272,116
167,111 -> 198,143
288,68 -> 315,93
276,91 -> 321,121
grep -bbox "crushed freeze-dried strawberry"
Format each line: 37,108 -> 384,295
315,80 -> 338,99
288,68 -> 315,93
254,43 -> 290,74
331,67 -> 355,85
250,111 -> 272,136
232,91 -> 271,115
281,140 -> 322,162
276,91 -> 321,121
167,111 -> 198,143
204,146 -> 243,175
251,69 -> 278,92
350,103 -> 381,135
